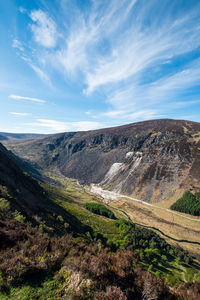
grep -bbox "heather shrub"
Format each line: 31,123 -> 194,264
175,282 -> 200,300
12,210 -> 26,223
141,272 -> 171,300
95,286 -> 126,300
0,198 -> 10,213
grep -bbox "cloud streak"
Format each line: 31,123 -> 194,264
25,119 -> 104,132
12,39 -> 24,52
9,94 -> 46,103
10,112 -> 30,116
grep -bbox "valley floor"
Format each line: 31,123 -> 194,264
89,185 -> 200,258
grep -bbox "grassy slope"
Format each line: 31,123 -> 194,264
45,182 -> 119,238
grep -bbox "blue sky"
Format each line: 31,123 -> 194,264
1,0 -> 200,133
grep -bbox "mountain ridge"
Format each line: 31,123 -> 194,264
5,118 -> 200,203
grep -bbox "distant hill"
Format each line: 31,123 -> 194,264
0,132 -> 47,144
6,119 -> 200,203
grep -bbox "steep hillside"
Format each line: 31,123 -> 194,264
6,119 -> 200,203
0,142 -> 45,221
0,143 -> 87,234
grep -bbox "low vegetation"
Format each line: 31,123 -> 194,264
0,217 -> 172,299
171,190 -> 200,216
1,212 -> 200,300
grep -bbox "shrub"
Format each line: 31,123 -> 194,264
95,286 -> 126,300
0,198 -> 10,213
12,210 -> 26,223
142,272 -> 170,300
175,282 -> 200,300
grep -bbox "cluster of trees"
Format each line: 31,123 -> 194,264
171,190 -> 200,216
84,202 -> 116,219
106,219 -> 191,266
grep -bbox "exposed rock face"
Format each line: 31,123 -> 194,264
6,119 -> 200,203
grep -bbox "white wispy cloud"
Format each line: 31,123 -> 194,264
30,10 -> 57,48
12,39 -> 24,52
57,21 -> 91,75
10,112 -> 30,116
85,111 -> 92,115
19,7 -> 27,14
57,0 -> 138,79
29,64 -> 50,83
103,58 -> 200,119
50,0 -> 200,123
103,110 -> 127,117
11,36 -> 50,84
15,1 -> 200,123
9,94 -> 46,103
25,119 -> 103,132
103,108 -> 163,122
84,8 -> 200,94
46,0 -> 200,97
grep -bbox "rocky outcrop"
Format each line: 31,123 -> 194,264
6,119 -> 200,203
